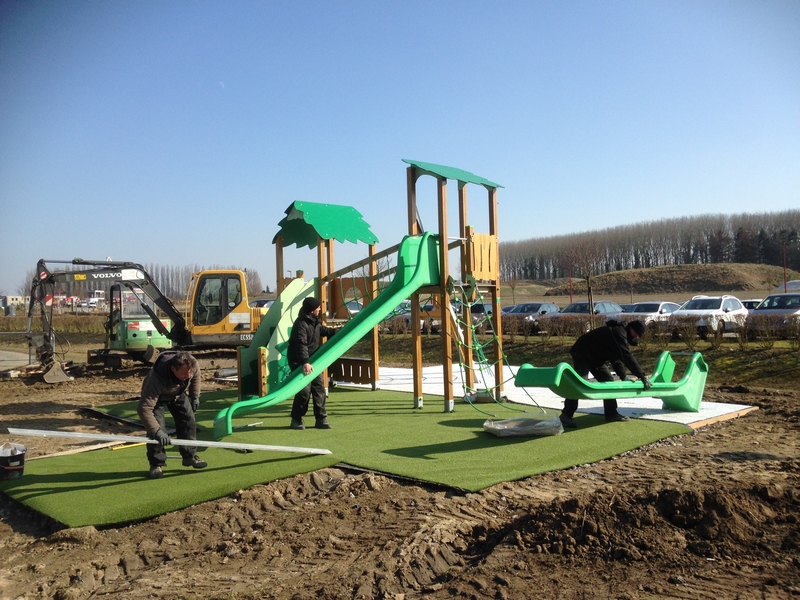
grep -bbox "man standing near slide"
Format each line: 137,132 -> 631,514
287,297 -> 337,430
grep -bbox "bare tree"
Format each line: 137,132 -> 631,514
244,270 -> 263,296
565,236 -> 604,310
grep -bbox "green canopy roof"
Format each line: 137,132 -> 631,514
402,159 -> 503,189
272,201 -> 379,250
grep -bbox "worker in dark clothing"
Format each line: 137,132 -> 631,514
287,296 -> 337,430
559,319 -> 652,428
137,350 -> 206,479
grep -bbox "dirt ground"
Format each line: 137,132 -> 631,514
1,360 -> 798,600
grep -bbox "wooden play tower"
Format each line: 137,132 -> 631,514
402,159 -> 504,411
267,160 -> 504,412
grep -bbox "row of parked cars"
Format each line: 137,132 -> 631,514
501,292 -> 800,339
253,291 -> 800,339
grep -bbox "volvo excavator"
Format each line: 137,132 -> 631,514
28,258 -> 264,383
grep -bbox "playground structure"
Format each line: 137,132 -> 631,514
214,159 -> 506,438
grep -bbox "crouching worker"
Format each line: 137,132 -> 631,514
137,350 -> 207,479
559,319 -> 652,428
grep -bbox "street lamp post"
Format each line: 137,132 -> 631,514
783,242 -> 787,294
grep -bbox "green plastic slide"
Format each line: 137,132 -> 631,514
513,351 -> 708,413
213,232 -> 441,438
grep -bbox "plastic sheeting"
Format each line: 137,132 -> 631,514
483,413 -> 563,438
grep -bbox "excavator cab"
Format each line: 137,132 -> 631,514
187,270 -> 256,346
105,284 -> 173,358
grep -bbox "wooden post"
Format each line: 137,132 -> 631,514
437,177 -> 454,412
368,243 -> 379,390
275,234 -> 285,295
407,166 -> 424,408
488,186 -> 504,400
459,184 -> 474,394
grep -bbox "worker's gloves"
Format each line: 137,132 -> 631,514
152,429 -> 171,448
641,376 -> 652,391
191,397 -> 200,412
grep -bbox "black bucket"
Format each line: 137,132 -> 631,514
0,442 -> 26,479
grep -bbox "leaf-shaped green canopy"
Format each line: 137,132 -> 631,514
272,201 -> 379,250
402,159 -> 503,189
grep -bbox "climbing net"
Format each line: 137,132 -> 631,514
447,277 -> 546,417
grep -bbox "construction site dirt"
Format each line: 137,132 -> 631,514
1,362 -> 798,600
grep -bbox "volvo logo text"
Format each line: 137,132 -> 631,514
90,273 -> 123,279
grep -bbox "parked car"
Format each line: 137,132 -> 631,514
385,301 -> 440,334
741,299 -> 763,311
624,301 -> 682,325
668,295 -> 748,337
504,301 -> 560,333
345,300 -> 362,314
501,305 -> 517,314
469,302 -> 494,325
559,300 -> 625,317
619,303 -> 636,313
773,280 -> 800,293
249,299 -> 274,309
745,293 -> 800,338
507,302 -> 560,317
537,300 -> 625,333
419,303 -> 441,333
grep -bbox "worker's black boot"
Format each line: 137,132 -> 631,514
290,418 -> 305,430
560,399 -> 579,428
604,413 -> 630,422
559,414 -> 578,428
604,399 -> 629,422
182,455 -> 208,469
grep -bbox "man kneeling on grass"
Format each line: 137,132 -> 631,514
137,351 -> 207,479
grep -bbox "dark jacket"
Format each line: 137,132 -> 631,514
570,320 -> 646,380
137,351 -> 201,435
287,309 -> 337,368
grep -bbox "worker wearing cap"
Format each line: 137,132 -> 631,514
559,319 -> 651,428
287,296 -> 337,430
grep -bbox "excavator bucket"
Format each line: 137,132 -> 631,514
43,362 -> 74,384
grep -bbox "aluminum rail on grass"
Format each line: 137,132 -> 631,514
5,427 -> 331,456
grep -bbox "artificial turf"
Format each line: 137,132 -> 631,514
0,387 -> 690,527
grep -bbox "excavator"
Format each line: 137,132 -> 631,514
27,258 -> 264,383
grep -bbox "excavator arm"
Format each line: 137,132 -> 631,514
28,259 -> 192,382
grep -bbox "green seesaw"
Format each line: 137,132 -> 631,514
513,351 -> 708,413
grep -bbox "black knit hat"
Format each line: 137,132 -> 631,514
627,319 -> 646,337
302,297 -> 321,312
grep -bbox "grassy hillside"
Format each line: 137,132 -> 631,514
544,263 -> 798,296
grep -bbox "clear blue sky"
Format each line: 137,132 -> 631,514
1,0 -> 798,295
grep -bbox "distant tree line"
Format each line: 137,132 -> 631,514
19,264 -> 264,299
499,211 -> 800,282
